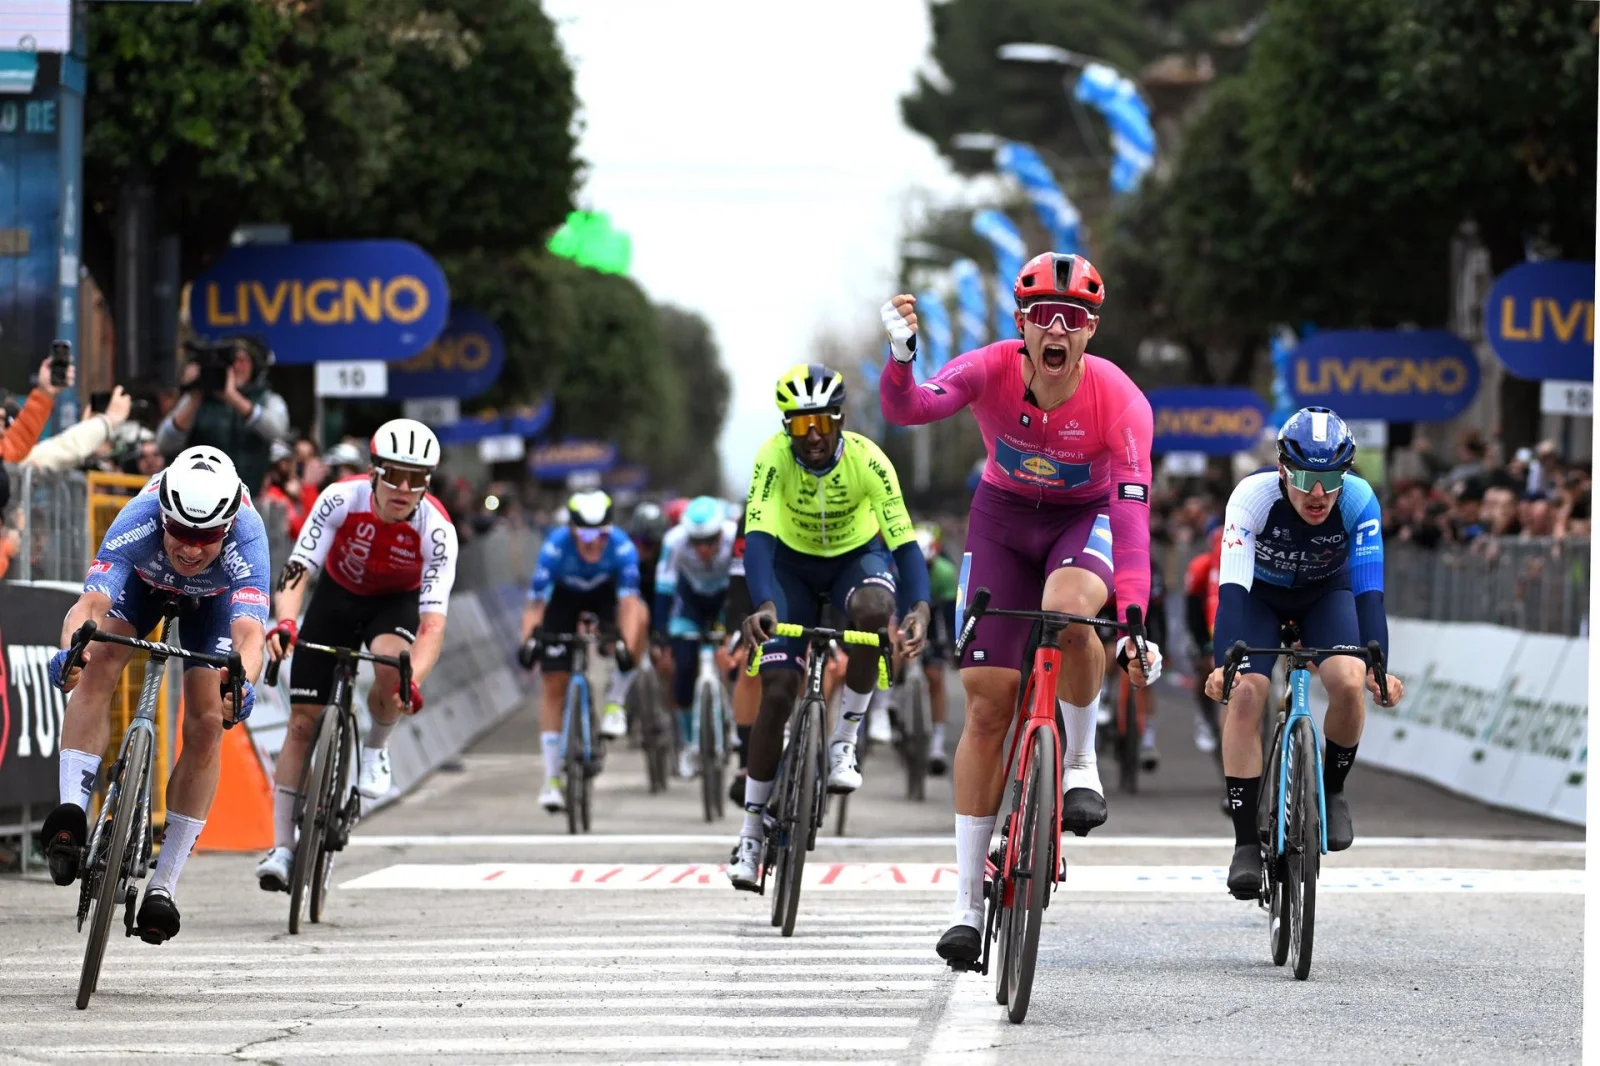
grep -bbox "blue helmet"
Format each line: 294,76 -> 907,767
1277,407 -> 1356,471
682,496 -> 724,540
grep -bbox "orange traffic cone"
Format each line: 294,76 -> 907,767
172,696 -> 275,852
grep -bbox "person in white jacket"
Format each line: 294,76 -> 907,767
23,386 -> 139,473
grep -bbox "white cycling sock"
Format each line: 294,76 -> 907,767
833,687 -> 872,743
931,722 -> 947,752
365,717 -> 397,750
1060,699 -> 1097,768
59,748 -> 101,809
147,813 -> 204,898
540,732 -> 563,783
272,786 -> 299,850
741,778 -> 774,840
606,668 -> 635,708
953,813 -> 996,929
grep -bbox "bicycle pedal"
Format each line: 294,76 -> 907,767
944,957 -> 983,974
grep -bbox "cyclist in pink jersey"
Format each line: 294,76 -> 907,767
879,251 -> 1163,965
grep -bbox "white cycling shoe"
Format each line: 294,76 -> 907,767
356,748 -> 392,799
539,780 -> 566,812
827,739 -> 862,794
255,846 -> 293,893
867,708 -> 893,745
727,835 -> 762,889
601,704 -> 628,739
677,747 -> 698,780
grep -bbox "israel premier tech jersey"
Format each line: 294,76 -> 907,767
1217,471 -> 1384,594
528,526 -> 642,603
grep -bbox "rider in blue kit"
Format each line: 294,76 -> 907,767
1203,407 -> 1406,898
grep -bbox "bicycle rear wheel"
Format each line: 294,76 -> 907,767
903,673 -> 928,802
699,686 -> 723,822
310,716 -> 355,924
634,669 -> 671,794
563,682 -> 585,836
77,728 -> 148,1009
290,709 -> 337,935
1289,718 -> 1320,980
777,698 -> 821,937
1118,679 -> 1140,794
1004,726 -> 1057,1024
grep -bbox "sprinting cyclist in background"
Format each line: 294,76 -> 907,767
42,447 -> 267,943
655,495 -> 738,778
915,522 -> 959,774
1203,407 -> 1405,898
519,491 -> 647,812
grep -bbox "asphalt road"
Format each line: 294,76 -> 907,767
0,677 -> 1583,1065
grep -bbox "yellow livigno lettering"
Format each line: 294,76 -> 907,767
204,276 -> 431,327
1295,357 -> 1470,396
394,332 -> 494,372
1153,407 -> 1263,438
1497,295 -> 1594,344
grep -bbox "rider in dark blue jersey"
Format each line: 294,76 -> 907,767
1203,407 -> 1406,898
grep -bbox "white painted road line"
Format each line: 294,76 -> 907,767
922,971 -> 1002,1066
0,979 -> 945,995
0,995 -> 932,1012
346,833 -> 1586,851
0,1015 -> 924,1032
42,1036 -> 916,1057
0,962 -> 946,979
338,862 -> 1587,893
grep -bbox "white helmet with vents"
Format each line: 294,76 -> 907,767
159,446 -> 244,531
370,418 -> 440,470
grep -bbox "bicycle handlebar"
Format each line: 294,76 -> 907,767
264,640 -> 414,712
67,620 -> 248,728
952,588 -> 1148,672
1219,639 -> 1390,707
744,622 -> 892,689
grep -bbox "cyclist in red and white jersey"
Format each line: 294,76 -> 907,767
253,418 -> 458,891
879,252 -> 1162,964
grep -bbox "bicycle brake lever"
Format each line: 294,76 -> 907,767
1219,641 -> 1248,703
952,587 -> 990,663
222,651 -> 244,729
398,650 -> 414,712
1366,640 -> 1389,707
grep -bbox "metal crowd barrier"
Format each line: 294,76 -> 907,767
1386,538 -> 1589,637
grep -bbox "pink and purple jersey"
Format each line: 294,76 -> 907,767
879,341 -> 1154,620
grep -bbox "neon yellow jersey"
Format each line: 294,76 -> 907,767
744,431 -> 915,557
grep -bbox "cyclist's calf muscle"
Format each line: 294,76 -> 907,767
747,669 -> 803,781
58,610 -> 139,755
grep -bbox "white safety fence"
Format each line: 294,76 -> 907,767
1306,617 -> 1586,826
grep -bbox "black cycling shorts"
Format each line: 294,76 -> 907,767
289,578 -> 419,705
539,580 -> 619,674
724,574 -> 752,636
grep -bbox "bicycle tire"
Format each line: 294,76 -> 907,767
76,728 -> 148,1009
699,686 -> 722,822
1265,716 -> 1292,965
635,670 -> 670,795
290,709 -> 337,935
1119,679 -> 1140,795
1289,718 -> 1320,980
779,698 -> 822,938
904,672 -> 928,802
563,680 -> 584,836
768,756 -> 797,928
309,717 -> 354,924
1005,726 -> 1056,1024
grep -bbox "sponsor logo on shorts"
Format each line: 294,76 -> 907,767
1060,557 -> 1074,567
971,649 -> 986,662
231,587 -> 269,607
395,627 -> 416,641
760,651 -> 789,666
290,687 -> 319,700
1117,483 -> 1148,502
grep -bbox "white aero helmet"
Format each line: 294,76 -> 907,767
159,446 -> 244,532
370,418 -> 440,470
682,496 -> 724,541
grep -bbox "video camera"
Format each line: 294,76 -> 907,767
184,335 -> 271,394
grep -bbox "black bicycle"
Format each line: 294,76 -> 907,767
536,620 -> 632,834
60,608 -> 243,1010
264,641 -> 411,933
745,622 -> 889,936
1219,630 -> 1389,980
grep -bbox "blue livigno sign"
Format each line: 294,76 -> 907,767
1482,260 -> 1595,382
187,240 -> 450,365
387,308 -> 506,399
1147,387 -> 1268,456
1290,330 -> 1480,423
528,440 -> 618,480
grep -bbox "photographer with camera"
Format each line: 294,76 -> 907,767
157,335 -> 288,497
1,356 -> 75,462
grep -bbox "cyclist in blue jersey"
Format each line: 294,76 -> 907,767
1203,407 -> 1406,898
39,447 -> 269,943
655,496 -> 739,778
518,491 -> 647,812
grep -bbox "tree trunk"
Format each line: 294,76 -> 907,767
1479,223 -> 1541,452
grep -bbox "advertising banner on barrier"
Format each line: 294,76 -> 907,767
0,582 -> 78,810
188,240 -> 450,365
1290,330 -> 1480,422
1148,388 -> 1268,456
1482,260 -> 1595,381
432,397 -> 554,447
387,308 -> 506,400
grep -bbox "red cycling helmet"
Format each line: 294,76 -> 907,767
1013,252 -> 1105,308
665,497 -> 690,527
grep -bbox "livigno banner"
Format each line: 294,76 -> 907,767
0,91 -> 61,394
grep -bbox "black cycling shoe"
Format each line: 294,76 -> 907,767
1061,788 -> 1107,837
936,923 -> 981,965
135,889 -> 180,945
728,771 -> 747,807
1227,843 -> 1263,900
928,753 -> 948,777
1325,792 -> 1354,852
38,802 -> 87,886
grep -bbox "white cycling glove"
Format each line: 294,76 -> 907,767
1116,636 -> 1163,685
880,300 -> 918,364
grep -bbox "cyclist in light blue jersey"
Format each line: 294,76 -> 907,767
1203,407 -> 1405,898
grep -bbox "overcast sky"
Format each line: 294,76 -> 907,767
543,0 -> 967,493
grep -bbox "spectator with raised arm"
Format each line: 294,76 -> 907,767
1,358 -> 73,462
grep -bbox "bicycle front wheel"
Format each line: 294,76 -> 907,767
777,698 -> 822,938
309,715 -> 355,924
1289,717 -> 1320,980
904,673 -> 928,802
563,681 -> 585,836
77,728 -> 149,1009
1004,725 -> 1057,1024
290,708 -> 338,935
1119,679 -> 1140,794
699,686 -> 722,822
1264,717 -> 1292,965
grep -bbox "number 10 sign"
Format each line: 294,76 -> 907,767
315,360 -> 389,398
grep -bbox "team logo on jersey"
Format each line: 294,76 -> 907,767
1117,483 -> 1148,503
1222,524 -> 1245,550
1021,455 -> 1058,477
920,382 -> 947,395
88,560 -> 113,575
231,587 -> 268,608
1019,413 -> 1031,427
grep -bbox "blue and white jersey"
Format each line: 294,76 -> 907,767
83,478 -> 272,628
1217,471 -> 1384,595
529,526 -> 642,602
655,521 -> 738,601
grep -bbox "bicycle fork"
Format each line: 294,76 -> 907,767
1276,668 -> 1328,857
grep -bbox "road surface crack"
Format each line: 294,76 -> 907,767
229,1002 -> 363,1063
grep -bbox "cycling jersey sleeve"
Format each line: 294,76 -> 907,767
1212,474 -> 1276,664
878,346 -> 991,426
85,495 -> 158,601
224,508 -> 272,628
529,533 -> 565,603
1102,385 -> 1155,626
743,530 -> 778,609
654,530 -> 682,622
1340,475 -> 1388,658
614,533 -> 642,600
289,481 -> 354,574
419,511 -> 458,615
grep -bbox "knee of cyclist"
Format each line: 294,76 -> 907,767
1321,658 -> 1365,701
847,587 -> 896,632
1229,674 -> 1271,713
182,694 -> 226,744
759,671 -> 800,712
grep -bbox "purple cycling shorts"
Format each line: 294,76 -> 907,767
960,480 -> 1115,671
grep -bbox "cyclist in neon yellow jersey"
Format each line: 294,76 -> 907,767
727,363 -> 932,889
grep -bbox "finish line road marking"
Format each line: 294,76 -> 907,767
344,833 -> 1585,852
339,863 -> 1584,894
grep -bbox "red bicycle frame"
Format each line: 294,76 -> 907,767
987,641 -> 1065,903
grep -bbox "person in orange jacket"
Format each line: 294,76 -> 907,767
1,358 -> 72,463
